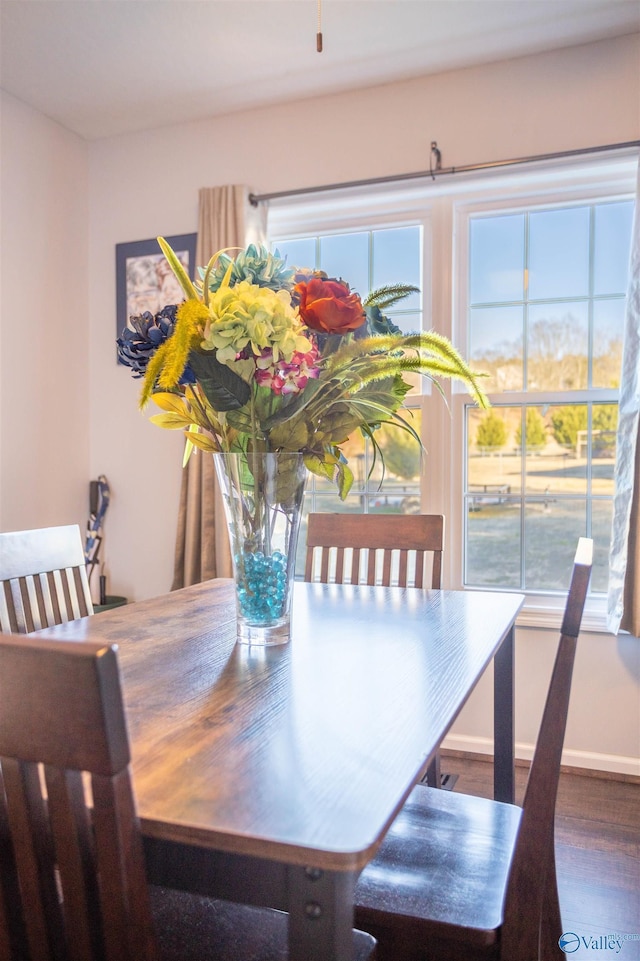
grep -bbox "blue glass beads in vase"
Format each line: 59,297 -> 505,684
214,451 -> 307,645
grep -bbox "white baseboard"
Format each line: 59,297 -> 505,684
442,734 -> 640,778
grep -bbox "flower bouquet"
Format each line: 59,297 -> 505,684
118,239 -> 487,642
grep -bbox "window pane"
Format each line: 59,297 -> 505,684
525,499 -> 585,590
527,302 -> 588,390
468,406 -> 521,494
529,206 -> 590,300
372,226 -> 421,309
592,403 -> 617,495
545,404 -> 588,492
365,411 -> 422,492
274,238 -> 316,270
591,499 -> 613,593
594,201 -> 634,296
469,305 -> 523,392
466,498 -> 521,587
388,309 -> 422,336
524,405 -> 585,495
320,232 -> 369,296
593,299 -> 625,388
469,214 -> 524,304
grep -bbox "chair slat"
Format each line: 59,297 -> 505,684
45,766 -> 101,961
365,549 -> 376,586
74,566 -> 94,618
0,762 -> 28,957
432,549 -> 442,590
2,757 -> 64,961
46,571 -> 64,625
55,567 -> 75,623
397,550 -> 408,587
0,581 -> 18,633
64,567 -> 83,621
24,576 -> 43,631
38,571 -> 58,627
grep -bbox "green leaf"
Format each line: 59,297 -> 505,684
188,351 -> 251,411
303,453 -> 335,481
270,418 -> 309,450
263,378 -> 324,428
225,407 -> 254,433
303,453 -> 335,484
336,461 -> 354,500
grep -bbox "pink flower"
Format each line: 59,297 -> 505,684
255,347 -> 320,396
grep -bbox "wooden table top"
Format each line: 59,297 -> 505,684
40,580 -> 523,872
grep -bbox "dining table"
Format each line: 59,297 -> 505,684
39,578 -> 524,961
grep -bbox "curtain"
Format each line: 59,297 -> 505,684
171,185 -> 268,590
607,162 -> 640,636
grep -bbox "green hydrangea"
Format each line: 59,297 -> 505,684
201,281 -> 311,366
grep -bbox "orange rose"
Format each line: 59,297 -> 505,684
294,277 -> 366,334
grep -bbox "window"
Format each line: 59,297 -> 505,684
268,154 -> 636,618
462,200 -> 633,596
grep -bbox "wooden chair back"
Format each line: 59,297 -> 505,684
0,633 -> 157,961
502,537 -> 593,956
0,524 -> 93,633
305,512 -> 445,589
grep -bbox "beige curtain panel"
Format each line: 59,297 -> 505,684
172,185 -> 267,590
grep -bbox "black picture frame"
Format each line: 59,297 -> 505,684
115,232 -> 197,344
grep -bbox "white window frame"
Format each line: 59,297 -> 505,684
267,151 -> 638,632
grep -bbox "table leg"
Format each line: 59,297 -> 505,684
494,623 -> 515,803
287,866 -> 356,961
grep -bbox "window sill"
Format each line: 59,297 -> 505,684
516,600 -> 612,635
463,585 -> 614,634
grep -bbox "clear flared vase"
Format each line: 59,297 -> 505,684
213,451 -> 307,645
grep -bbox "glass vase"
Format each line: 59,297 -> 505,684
213,451 -> 307,645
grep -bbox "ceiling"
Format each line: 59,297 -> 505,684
1,0 -> 639,141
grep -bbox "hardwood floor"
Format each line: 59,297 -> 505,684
442,753 -> 640,958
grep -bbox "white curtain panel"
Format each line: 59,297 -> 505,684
607,160 -> 640,634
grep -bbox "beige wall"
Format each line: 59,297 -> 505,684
0,91 -> 89,535
2,33 -> 639,773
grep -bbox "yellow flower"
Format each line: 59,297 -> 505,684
139,299 -> 209,407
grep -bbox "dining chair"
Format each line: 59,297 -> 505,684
0,524 -> 94,633
0,632 -> 377,961
353,537 -> 593,961
304,511 -> 445,788
304,512 -> 444,590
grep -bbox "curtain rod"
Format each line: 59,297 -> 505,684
249,140 -> 640,206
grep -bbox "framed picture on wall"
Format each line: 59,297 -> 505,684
115,232 -> 197,344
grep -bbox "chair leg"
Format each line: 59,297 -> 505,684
424,752 -> 441,788
540,845 -> 564,961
